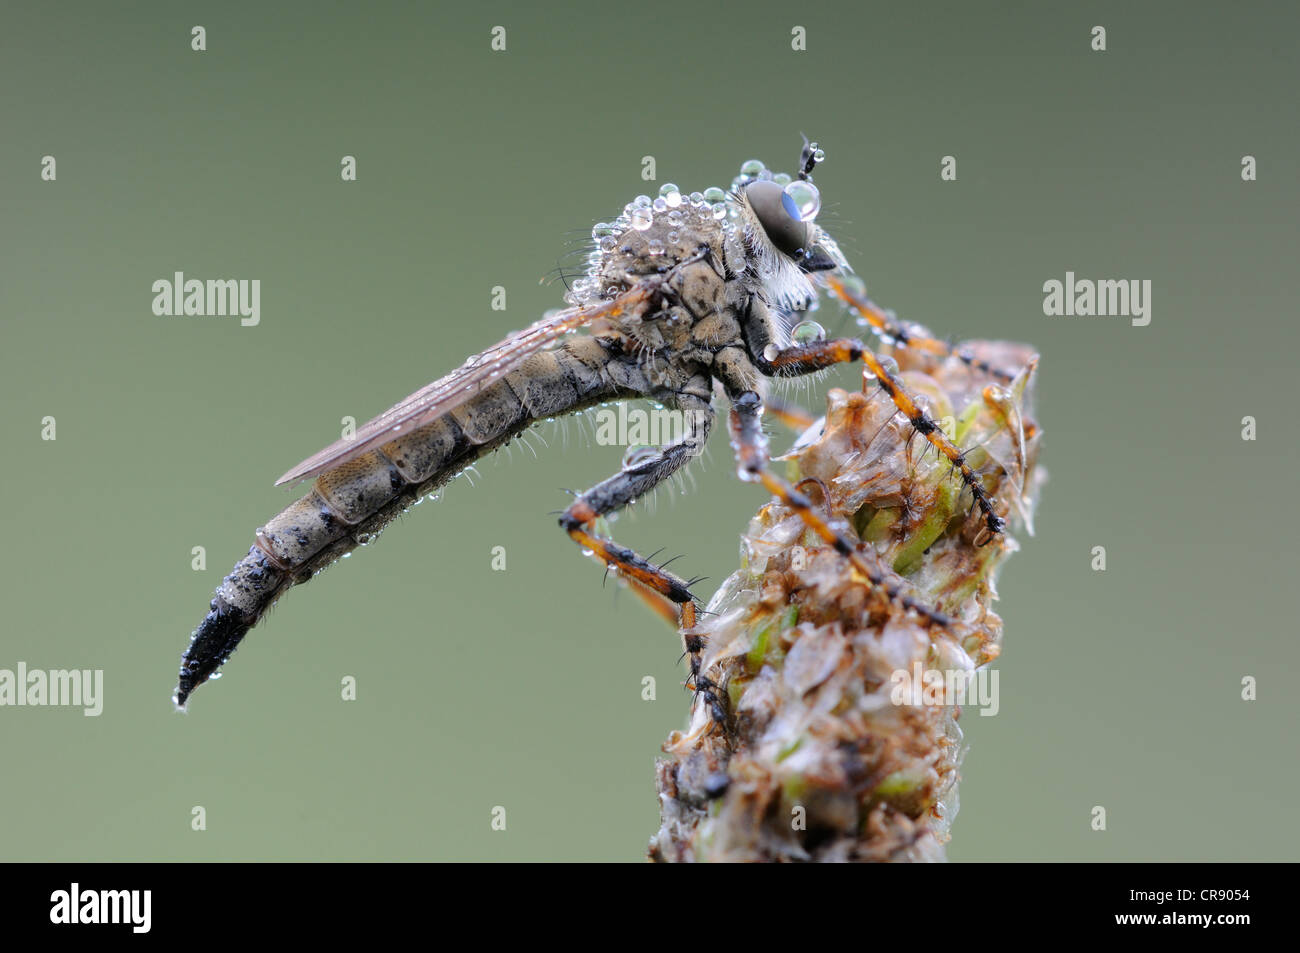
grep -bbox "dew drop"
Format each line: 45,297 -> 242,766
658,183 -> 682,207
703,186 -> 726,203
740,159 -> 766,177
872,355 -> 900,381
791,320 -> 826,344
782,180 -> 821,222
630,207 -> 653,230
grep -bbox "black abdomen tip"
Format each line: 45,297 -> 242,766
176,604 -> 252,707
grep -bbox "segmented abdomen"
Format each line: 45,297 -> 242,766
176,339 -> 639,707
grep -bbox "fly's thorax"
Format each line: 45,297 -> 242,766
576,188 -> 734,305
597,212 -> 724,296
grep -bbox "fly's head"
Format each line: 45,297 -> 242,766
567,141 -> 850,347
731,144 -> 849,313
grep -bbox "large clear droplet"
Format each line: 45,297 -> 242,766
658,183 -> 682,207
630,207 -> 653,230
740,159 -> 766,177
791,320 -> 826,344
703,186 -> 726,203
783,180 -> 821,222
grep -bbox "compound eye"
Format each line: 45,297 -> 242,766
745,180 -> 809,259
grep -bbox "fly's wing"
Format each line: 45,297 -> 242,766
275,286 -> 650,485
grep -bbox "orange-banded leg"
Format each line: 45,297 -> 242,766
728,391 -> 955,628
557,396 -> 727,724
762,393 -> 817,432
758,337 -> 1007,542
825,275 -> 1017,385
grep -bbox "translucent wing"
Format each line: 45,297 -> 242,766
275,286 -> 650,485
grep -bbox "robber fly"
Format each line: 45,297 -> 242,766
175,141 -> 1011,715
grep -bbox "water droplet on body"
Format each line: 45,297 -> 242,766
782,180 -> 821,221
658,183 -> 682,207
790,320 -> 826,345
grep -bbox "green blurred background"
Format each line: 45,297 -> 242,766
1,0 -> 1296,861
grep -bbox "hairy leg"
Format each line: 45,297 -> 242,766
825,275 -> 1019,385
756,337 -> 1007,543
726,390 -> 954,627
557,392 -> 726,722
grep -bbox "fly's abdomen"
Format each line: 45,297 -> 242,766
176,342 -> 637,708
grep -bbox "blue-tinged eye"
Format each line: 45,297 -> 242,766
781,191 -> 802,222
745,180 -> 808,259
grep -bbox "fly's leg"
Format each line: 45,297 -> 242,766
726,390 -> 954,628
762,393 -> 817,432
557,393 -> 726,723
758,337 -> 1007,543
826,276 -> 1020,385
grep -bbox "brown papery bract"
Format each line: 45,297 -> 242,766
650,339 -> 1044,862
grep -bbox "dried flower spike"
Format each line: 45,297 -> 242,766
651,338 -> 1044,863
